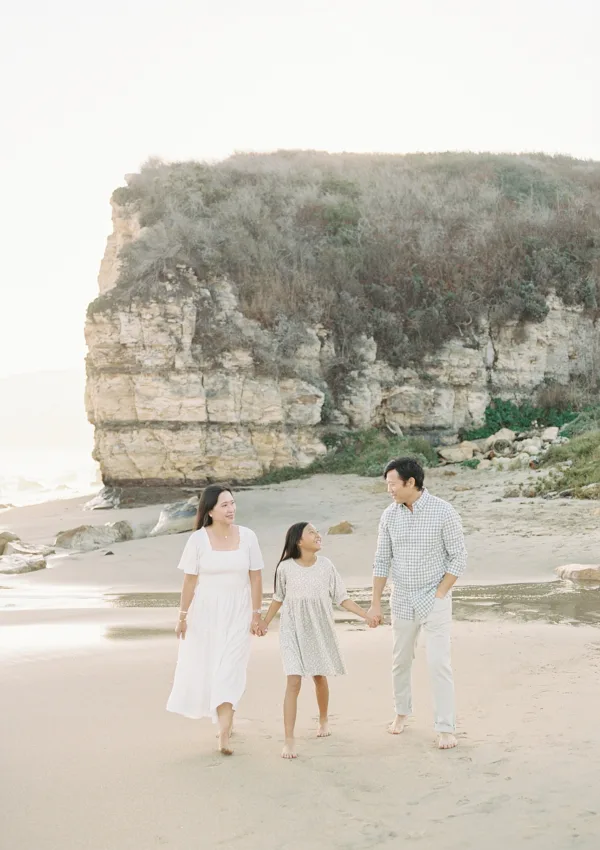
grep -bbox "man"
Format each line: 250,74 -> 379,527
367,456 -> 467,749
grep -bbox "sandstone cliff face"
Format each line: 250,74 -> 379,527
86,215 -> 600,485
97,200 -> 141,295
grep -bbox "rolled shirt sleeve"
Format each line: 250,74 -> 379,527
442,507 -> 467,577
373,514 -> 392,579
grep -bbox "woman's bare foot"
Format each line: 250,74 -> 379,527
281,738 -> 297,759
438,732 -> 457,750
317,719 -> 331,738
218,730 -> 233,755
215,725 -> 234,739
388,715 -> 407,735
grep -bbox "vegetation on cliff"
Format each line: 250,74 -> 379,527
254,430 -> 438,484
95,151 -> 600,379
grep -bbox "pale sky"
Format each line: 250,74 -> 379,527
1,0 -> 598,380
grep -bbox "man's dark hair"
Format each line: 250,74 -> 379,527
383,457 -> 425,490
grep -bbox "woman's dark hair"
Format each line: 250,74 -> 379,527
274,521 -> 309,593
383,457 -> 425,490
194,484 -> 234,530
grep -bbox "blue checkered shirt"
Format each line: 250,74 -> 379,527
373,489 -> 467,621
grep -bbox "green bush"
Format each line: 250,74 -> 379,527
254,429 -> 437,485
538,430 -> 600,496
463,398 -> 579,440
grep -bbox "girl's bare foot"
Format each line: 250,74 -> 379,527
281,738 -> 297,759
317,720 -> 331,737
388,715 -> 407,735
218,730 -> 233,755
438,732 -> 457,750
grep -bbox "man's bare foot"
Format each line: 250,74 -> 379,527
317,720 -> 331,738
438,732 -> 457,750
388,715 -> 407,735
218,730 -> 233,755
281,739 -> 297,759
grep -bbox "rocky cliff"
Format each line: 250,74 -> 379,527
86,153 -> 600,486
87,257 -> 599,486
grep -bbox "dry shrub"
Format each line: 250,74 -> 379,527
97,151 -> 600,375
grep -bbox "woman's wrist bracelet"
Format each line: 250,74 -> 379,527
252,609 -> 262,616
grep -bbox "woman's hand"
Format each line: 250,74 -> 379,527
175,617 -> 187,640
252,615 -> 267,636
366,615 -> 379,628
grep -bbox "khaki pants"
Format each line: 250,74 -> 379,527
391,596 -> 455,733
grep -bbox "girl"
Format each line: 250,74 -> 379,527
261,521 -> 376,759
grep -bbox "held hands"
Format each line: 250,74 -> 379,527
366,606 -> 384,627
251,615 -> 268,637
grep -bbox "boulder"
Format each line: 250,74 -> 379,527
3,541 -> 55,557
328,521 -> 354,535
149,497 -> 199,537
485,428 -> 516,450
0,553 -> 46,574
518,438 -> 542,454
469,438 -> 489,454
84,487 -> 122,510
555,564 -> 600,581
542,426 -> 560,443
0,530 -> 20,556
438,442 -> 475,463
54,521 -> 133,551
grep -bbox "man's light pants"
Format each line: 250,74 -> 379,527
391,595 -> 455,733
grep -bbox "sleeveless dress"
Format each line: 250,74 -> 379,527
166,526 -> 264,721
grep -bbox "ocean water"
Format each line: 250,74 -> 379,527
0,448 -> 101,508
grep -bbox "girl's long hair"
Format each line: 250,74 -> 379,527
194,484 -> 233,531
274,521 -> 308,593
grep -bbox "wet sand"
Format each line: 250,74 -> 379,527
2,470 -> 600,849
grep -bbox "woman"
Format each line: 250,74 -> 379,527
166,484 -> 265,755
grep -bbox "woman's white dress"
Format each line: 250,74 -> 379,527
166,525 -> 264,721
273,556 -> 349,677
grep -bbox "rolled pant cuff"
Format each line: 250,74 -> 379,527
434,724 -> 456,733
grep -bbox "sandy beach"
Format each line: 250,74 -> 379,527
2,468 -> 600,849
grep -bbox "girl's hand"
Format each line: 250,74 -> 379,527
366,615 -> 379,628
255,619 -> 268,637
175,618 -> 187,640
251,614 -> 266,636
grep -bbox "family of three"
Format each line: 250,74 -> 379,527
166,457 -> 467,758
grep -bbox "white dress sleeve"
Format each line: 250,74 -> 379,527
273,562 -> 286,602
244,527 -> 265,571
176,530 -> 204,575
327,558 -> 350,606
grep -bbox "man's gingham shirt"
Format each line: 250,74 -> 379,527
373,489 -> 467,621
